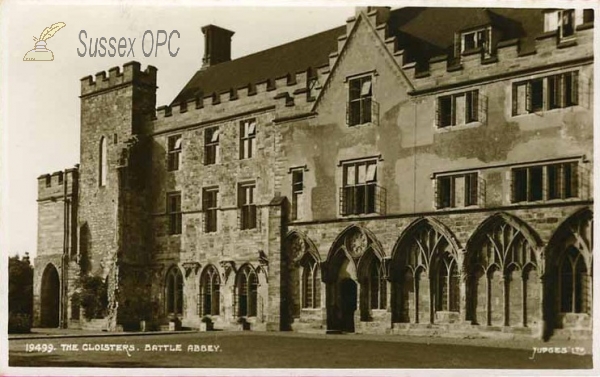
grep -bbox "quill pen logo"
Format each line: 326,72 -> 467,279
23,22 -> 66,61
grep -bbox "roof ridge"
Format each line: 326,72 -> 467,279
226,24 -> 345,65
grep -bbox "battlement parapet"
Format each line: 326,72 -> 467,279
151,65 -> 325,131
342,7 -> 595,92
403,24 -> 594,91
80,61 -> 157,97
37,166 -> 79,201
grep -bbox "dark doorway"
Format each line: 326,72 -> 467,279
339,278 -> 357,332
40,264 -> 60,328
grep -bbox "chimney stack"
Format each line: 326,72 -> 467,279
201,25 -> 235,68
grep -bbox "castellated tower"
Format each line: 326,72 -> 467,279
33,169 -> 78,328
78,62 -> 157,330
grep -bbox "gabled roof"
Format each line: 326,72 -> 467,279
171,26 -> 345,105
171,7 -> 548,106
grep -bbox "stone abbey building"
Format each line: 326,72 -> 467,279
34,7 -> 594,340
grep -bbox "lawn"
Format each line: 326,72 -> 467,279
9,331 -> 593,369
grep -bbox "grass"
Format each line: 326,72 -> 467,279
9,331 -> 593,369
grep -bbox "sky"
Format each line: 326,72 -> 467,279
1,1 -> 356,260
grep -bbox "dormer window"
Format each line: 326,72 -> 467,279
544,9 -> 593,41
459,27 -> 492,58
559,9 -> 575,39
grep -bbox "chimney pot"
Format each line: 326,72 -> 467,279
201,25 -> 235,68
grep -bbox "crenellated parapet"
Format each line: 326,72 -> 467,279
37,166 -> 79,202
80,61 -> 157,97
151,66 -> 327,130
403,23 -> 594,92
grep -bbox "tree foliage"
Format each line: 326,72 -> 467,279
75,275 -> 108,319
9,254 -> 33,315
8,254 -> 33,333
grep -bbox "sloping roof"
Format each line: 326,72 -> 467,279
171,7 -> 546,106
391,8 -> 543,54
171,26 -> 345,105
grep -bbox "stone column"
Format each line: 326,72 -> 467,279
266,197 -> 287,331
521,275 -> 527,328
229,285 -> 236,323
459,249 -> 469,323
320,280 -> 327,327
460,274 -> 469,323
354,281 -> 361,332
537,275 -> 546,340
502,274 -> 508,327
386,281 -> 392,313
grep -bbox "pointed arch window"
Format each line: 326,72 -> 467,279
467,217 -> 539,327
302,256 -> 320,309
199,265 -> 220,316
393,222 -> 459,324
237,266 -> 258,317
166,267 -> 184,315
559,246 -> 588,314
436,253 -> 460,312
368,259 -> 386,310
99,137 -> 107,186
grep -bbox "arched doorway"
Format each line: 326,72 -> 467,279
325,226 -> 386,333
339,278 -> 357,332
40,264 -> 60,327
327,256 -> 357,333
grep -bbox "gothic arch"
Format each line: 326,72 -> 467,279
40,263 -> 60,328
326,225 -> 385,269
235,264 -> 258,318
465,213 -> 541,328
391,217 -> 461,267
324,225 -> 384,332
546,207 -> 593,271
544,207 -> 593,337
390,217 -> 461,324
164,265 -> 184,316
284,231 -> 322,323
465,212 -> 542,258
285,230 -> 320,262
198,264 -> 221,316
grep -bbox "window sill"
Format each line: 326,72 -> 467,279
436,121 -> 483,132
347,121 -> 376,128
238,227 -> 258,233
339,212 -> 382,219
512,105 -> 578,119
436,205 -> 480,211
512,197 -> 582,205
557,38 -> 577,48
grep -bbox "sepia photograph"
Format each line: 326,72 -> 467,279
0,0 -> 597,375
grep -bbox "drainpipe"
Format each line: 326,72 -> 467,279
60,169 -> 69,328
